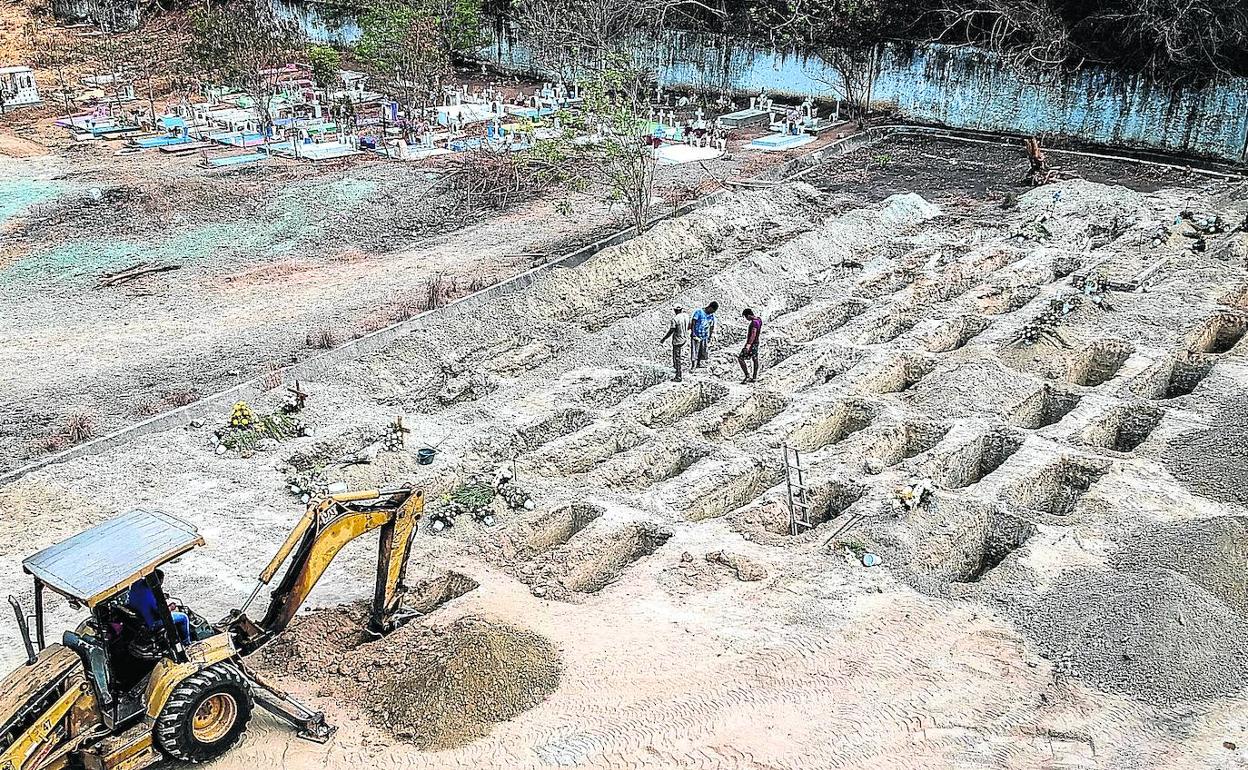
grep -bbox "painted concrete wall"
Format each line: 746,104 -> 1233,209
874,46 -> 1248,163
268,0 -> 1248,162
273,0 -> 362,45
483,28 -> 1248,163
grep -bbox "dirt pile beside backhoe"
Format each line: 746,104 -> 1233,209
255,611 -> 562,750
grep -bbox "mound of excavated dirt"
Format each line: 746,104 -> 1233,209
251,604 -> 372,677
1015,567 -> 1248,706
1163,397 -> 1248,508
357,616 -> 562,749
256,612 -> 562,750
1112,517 -> 1248,616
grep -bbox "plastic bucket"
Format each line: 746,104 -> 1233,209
416,447 -> 437,465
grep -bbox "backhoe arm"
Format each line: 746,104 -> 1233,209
224,486 -> 424,654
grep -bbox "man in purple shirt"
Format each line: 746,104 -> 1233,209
738,308 -> 762,383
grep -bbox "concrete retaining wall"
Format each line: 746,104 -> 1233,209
270,0 -> 1248,161
483,29 -> 1248,164
273,0 -> 362,45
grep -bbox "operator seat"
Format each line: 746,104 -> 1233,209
109,601 -> 166,661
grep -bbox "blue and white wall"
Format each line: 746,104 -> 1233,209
273,0 -> 362,45
485,28 -> 1248,163
270,0 -> 1248,163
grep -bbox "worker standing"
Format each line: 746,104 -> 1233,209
739,308 -> 762,383
690,301 -> 719,370
661,305 -> 692,382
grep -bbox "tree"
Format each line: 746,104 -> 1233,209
749,0 -> 905,117
356,1 -> 452,124
126,19 -> 191,126
1068,0 -> 1248,82
31,22 -> 82,114
931,0 -> 1248,83
426,0 -> 486,54
307,44 -> 342,100
581,59 -> 660,234
189,0 -> 296,137
513,0 -> 721,80
511,1 -> 693,233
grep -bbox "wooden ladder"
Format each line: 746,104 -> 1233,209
784,444 -> 812,536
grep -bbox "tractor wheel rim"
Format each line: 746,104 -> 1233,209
191,693 -> 238,743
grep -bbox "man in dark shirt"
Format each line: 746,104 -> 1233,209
738,308 -> 762,383
127,569 -> 192,646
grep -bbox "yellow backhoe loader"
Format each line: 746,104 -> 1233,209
0,485 -> 424,770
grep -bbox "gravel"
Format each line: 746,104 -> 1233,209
1014,567 -> 1248,706
1163,396 -> 1248,508
1112,517 -> 1248,616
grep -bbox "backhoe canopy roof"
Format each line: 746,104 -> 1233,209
22,508 -> 204,607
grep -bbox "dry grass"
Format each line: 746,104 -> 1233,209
222,259 -> 316,285
425,272 -> 450,311
35,434 -> 68,453
136,388 -> 201,416
35,412 -> 97,453
306,327 -> 340,350
64,413 -> 95,444
260,364 -> 284,391
351,273 -> 499,339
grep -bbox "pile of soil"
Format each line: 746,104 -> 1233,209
356,616 -> 562,749
1014,567 -> 1248,706
256,612 -> 562,750
1163,397 -> 1248,508
1112,517 -> 1248,616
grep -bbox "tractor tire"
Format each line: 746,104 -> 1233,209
154,663 -> 254,763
